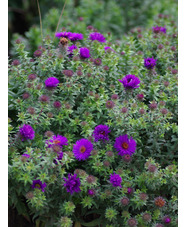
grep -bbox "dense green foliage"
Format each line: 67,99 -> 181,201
8,6 -> 178,227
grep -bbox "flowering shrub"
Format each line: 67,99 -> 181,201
8,14 -> 177,226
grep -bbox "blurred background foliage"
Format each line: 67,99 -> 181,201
8,0 -> 178,57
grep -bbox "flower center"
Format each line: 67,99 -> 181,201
100,131 -> 105,135
53,140 -> 60,144
35,184 -> 41,188
80,146 -> 86,153
127,78 -> 132,83
122,142 -> 129,149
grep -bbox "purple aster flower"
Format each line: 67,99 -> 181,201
55,31 -> 72,39
46,135 -> 68,148
163,216 -> 171,224
110,173 -> 122,188
69,33 -> 83,41
32,180 -> 46,192
45,77 -> 59,88
63,173 -> 81,194
118,75 -> 140,90
127,187 -> 133,195
144,57 -> 157,69
114,134 -> 136,156
73,138 -> 93,161
88,189 -> 95,196
153,26 -> 167,34
53,151 -> 63,164
22,153 -> 30,159
89,32 -> 106,42
80,47 -> 90,58
67,45 -> 78,56
19,124 -> 35,141
92,125 -> 111,142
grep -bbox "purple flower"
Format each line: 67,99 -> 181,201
73,138 -> 93,161
114,134 -> 136,156
110,173 -> 122,188
63,173 -> 81,194
22,153 -> 30,159
46,135 -> 68,148
69,33 -> 83,41
55,31 -> 72,39
144,57 -> 157,69
19,124 -> 35,141
45,77 -> 59,88
163,216 -> 171,224
67,45 -> 78,56
32,180 -> 46,192
80,47 -> 90,58
53,151 -> 63,164
88,189 -> 95,196
89,32 -> 106,42
93,125 -> 111,142
153,26 -> 167,34
118,75 -> 140,90
127,187 -> 133,194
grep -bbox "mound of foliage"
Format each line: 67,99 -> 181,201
8,14 -> 178,227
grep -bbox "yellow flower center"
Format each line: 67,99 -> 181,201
53,140 -> 60,144
80,146 -> 86,153
35,184 -> 41,188
100,131 -> 105,135
122,142 -> 129,149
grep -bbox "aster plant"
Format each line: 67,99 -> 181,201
8,13 -> 177,227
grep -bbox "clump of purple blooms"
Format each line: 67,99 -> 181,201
69,33 -> 83,41
32,179 -> 46,192
114,134 -> 136,156
89,32 -> 106,43
19,124 -> 35,141
92,125 -> 111,142
46,135 -> 68,148
79,47 -> 90,58
45,77 -> 59,88
110,173 -> 122,188
55,32 -> 83,41
144,57 -> 157,69
153,26 -> 167,34
118,75 -> 140,90
73,138 -> 93,160
55,31 -> 72,39
63,174 -> 81,194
